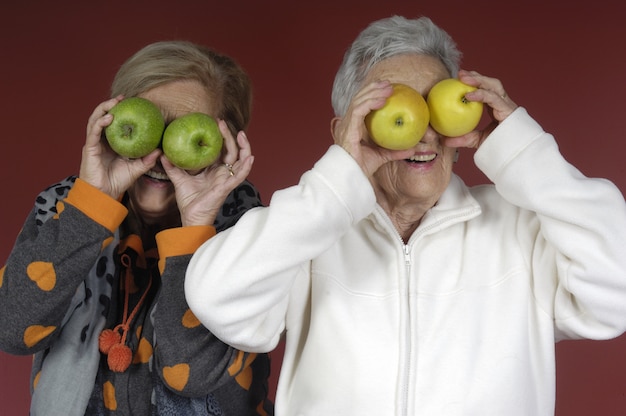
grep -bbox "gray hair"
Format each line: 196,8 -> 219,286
331,16 -> 461,116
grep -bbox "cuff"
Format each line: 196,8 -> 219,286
156,226 -> 216,274
64,178 -> 128,233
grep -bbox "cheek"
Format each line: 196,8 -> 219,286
438,145 -> 457,167
435,155 -> 454,183
373,164 -> 399,188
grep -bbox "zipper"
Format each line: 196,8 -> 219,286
403,244 -> 411,267
372,202 -> 479,415
376,206 -> 415,416
400,242 -> 412,416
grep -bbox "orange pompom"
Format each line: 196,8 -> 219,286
99,329 -> 121,354
107,344 -> 132,372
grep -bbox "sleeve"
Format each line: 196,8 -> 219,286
475,107 -> 626,340
185,145 -> 377,353
0,177 -> 127,354
152,183 -> 272,399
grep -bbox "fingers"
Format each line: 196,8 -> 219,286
216,118 -> 253,180
443,130 -> 484,149
330,80 -> 418,178
230,153 -> 254,182
458,69 -> 518,123
86,96 -> 123,146
458,70 -> 504,93
223,131 -> 254,179
218,119 -> 239,166
236,130 -> 252,161
332,81 -> 392,148
458,70 -> 514,103
163,137 -> 253,190
166,146 -> 254,227
352,80 -> 393,118
136,148 -> 162,174
161,153 -> 185,183
336,81 -> 393,133
110,149 -> 161,197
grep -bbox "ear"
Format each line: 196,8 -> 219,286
330,117 -> 340,141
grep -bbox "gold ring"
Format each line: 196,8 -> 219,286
223,163 -> 234,176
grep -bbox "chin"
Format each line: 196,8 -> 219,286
128,183 -> 177,219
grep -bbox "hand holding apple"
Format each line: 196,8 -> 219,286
163,122 -> 253,227
365,83 -> 430,150
162,112 -> 223,170
426,78 -> 484,137
80,97 -> 163,200
104,97 -> 165,158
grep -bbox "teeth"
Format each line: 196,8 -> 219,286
145,170 -> 170,181
408,154 -> 436,162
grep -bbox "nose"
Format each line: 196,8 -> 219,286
419,125 -> 440,144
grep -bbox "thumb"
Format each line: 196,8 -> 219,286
127,149 -> 161,180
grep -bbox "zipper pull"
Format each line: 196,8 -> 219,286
403,244 -> 411,267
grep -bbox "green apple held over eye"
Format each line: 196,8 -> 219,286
427,78 -> 484,137
162,113 -> 223,170
105,97 -> 165,158
104,99 -> 223,170
365,83 -> 430,150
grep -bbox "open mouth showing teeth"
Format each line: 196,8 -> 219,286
145,170 -> 170,181
406,154 -> 436,163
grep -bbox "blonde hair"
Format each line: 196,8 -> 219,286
111,40 -> 252,135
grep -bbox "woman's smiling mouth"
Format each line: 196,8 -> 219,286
406,153 -> 437,163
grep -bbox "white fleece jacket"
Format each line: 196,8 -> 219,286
186,108 -> 626,415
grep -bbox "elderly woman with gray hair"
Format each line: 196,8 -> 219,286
186,16 -> 626,415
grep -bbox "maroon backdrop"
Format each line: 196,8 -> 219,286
1,1 -> 625,414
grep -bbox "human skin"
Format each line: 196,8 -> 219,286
330,55 -> 517,241
79,79 -> 254,242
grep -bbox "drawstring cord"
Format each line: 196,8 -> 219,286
98,253 -> 153,372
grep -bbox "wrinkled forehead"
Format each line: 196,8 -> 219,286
139,80 -> 219,123
363,54 -> 450,96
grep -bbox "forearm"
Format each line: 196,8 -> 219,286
0,179 -> 127,354
185,145 -> 377,351
476,107 -> 626,338
154,227 -> 236,396
154,253 -> 251,396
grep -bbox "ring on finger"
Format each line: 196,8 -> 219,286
223,163 -> 234,176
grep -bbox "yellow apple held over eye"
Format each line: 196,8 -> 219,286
427,78 -> 484,137
365,83 -> 430,150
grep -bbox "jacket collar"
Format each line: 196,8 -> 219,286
372,174 -> 482,242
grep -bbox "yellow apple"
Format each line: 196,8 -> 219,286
427,78 -> 483,137
365,83 -> 430,150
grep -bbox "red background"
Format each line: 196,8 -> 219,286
1,1 -> 625,414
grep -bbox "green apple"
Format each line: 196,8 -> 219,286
162,113 -> 223,170
105,97 -> 165,158
427,78 -> 483,137
365,83 -> 430,150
